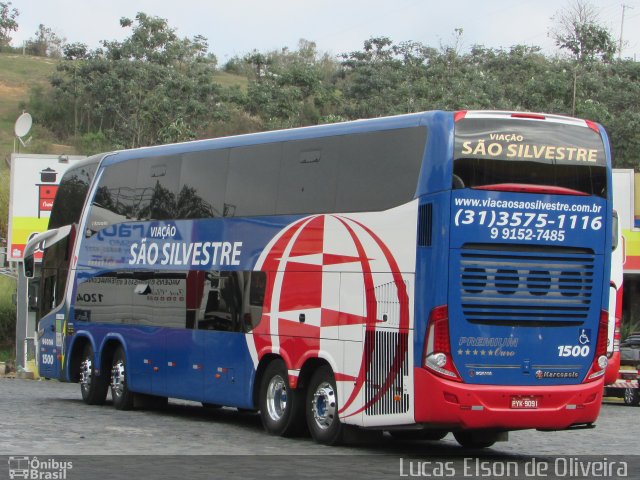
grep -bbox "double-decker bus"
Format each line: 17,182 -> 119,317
24,110 -> 612,448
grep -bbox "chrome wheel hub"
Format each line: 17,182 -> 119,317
111,360 -> 125,398
266,374 -> 288,422
80,358 -> 92,390
311,381 -> 336,430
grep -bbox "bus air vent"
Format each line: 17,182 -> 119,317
454,245 -> 595,326
418,203 -> 433,247
365,329 -> 410,416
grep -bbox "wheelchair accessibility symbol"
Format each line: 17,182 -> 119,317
578,329 -> 591,345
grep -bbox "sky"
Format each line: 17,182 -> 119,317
8,0 -> 640,63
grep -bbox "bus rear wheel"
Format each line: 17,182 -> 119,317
259,359 -> 305,436
79,344 -> 108,405
306,365 -> 343,445
453,430 -> 500,449
110,346 -> 135,410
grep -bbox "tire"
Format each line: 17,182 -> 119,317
258,359 -> 305,436
306,365 -> 343,445
110,346 -> 135,410
389,429 -> 447,441
623,388 -> 640,406
453,430 -> 500,449
237,408 -> 258,414
79,344 -> 109,405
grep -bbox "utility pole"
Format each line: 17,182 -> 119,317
619,4 -> 633,59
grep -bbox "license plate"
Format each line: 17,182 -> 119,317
510,396 -> 540,409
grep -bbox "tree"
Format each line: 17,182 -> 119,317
550,0 -> 617,115
33,13 -> 221,150
243,39 -> 340,128
0,1 -> 18,50
25,24 -> 66,57
550,0 -> 617,63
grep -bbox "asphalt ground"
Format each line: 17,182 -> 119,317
1,378 -> 638,479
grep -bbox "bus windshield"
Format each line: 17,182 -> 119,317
453,116 -> 607,197
48,158 -> 99,229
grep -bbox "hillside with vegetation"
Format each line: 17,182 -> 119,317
0,54 -> 62,360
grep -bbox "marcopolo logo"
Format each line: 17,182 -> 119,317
8,456 -> 72,480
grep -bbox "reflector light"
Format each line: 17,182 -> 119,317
454,111 -> 467,122
472,184 -> 588,196
511,113 -> 546,120
444,392 -> 459,404
585,120 -> 600,133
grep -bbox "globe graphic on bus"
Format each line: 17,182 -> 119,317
247,214 -> 411,418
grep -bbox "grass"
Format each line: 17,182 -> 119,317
0,346 -> 13,363
0,54 -> 60,240
214,70 -> 248,91
0,277 -> 16,353
0,54 -> 56,156
0,276 -> 15,305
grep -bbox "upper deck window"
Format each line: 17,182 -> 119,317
453,118 -> 607,197
88,126 -> 428,234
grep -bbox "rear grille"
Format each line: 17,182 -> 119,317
458,245 -> 594,324
365,330 -> 410,416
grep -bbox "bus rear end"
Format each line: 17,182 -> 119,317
415,111 -> 611,440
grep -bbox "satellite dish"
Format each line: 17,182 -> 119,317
14,112 -> 33,148
14,112 -> 32,138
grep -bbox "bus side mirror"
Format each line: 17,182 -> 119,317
23,254 -> 35,278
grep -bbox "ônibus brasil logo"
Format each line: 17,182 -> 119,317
8,456 -> 72,480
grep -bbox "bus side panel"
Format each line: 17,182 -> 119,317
37,310 -> 63,379
203,330 -> 252,407
413,191 -> 452,374
247,203 -> 419,427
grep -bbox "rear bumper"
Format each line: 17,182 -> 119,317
414,368 -> 603,430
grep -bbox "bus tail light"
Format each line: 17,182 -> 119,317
423,305 -> 462,382
584,310 -> 609,382
453,111 -> 467,122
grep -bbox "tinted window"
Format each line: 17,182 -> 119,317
89,160 -> 139,234
225,143 -> 281,217
37,233 -> 73,321
75,271 -> 187,328
335,127 -> 427,212
87,126 -> 428,226
180,150 -> 229,218
276,139 -> 338,214
49,160 -> 98,229
454,118 -> 607,197
136,156 -> 182,221
196,270 -> 266,332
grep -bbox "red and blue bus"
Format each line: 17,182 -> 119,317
25,110 -> 613,448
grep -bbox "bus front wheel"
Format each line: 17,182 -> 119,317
110,346 -> 135,410
306,365 -> 343,445
258,359 -> 305,436
79,344 -> 108,405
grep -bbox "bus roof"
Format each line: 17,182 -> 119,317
100,111 -> 439,167
100,109 -> 603,168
